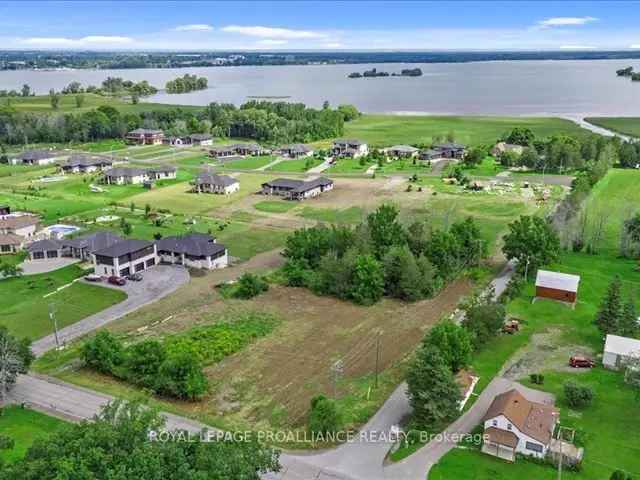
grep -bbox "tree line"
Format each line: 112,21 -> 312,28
281,204 -> 486,305
0,100 -> 358,146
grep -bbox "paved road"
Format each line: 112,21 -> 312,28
31,265 -> 190,356
562,114 -> 632,141
307,157 -> 333,174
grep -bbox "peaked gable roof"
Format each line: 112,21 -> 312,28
156,233 -> 226,257
536,270 -> 580,293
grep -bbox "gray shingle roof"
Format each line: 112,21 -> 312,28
195,172 -> 238,187
62,231 -> 123,253
94,239 -> 154,258
188,133 -> 213,141
280,143 -> 312,153
434,142 -> 466,150
104,167 -> 147,178
128,128 -> 163,135
63,154 -> 113,168
148,165 -> 177,173
16,150 -> 57,161
263,177 -> 333,194
156,233 -> 226,257
26,239 -> 61,252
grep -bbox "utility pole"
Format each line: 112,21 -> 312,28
49,303 -> 60,349
374,331 -> 382,389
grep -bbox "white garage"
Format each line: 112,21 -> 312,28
603,334 -> 640,370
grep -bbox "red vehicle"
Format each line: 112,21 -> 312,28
108,276 -> 126,286
569,356 -> 595,368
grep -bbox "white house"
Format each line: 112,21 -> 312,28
603,334 -> 640,370
93,239 -> 157,277
261,177 -> 334,201
193,172 -> 239,194
386,145 -> 419,158
11,149 -> 63,166
482,389 -> 559,462
332,139 -> 369,158
103,167 -> 148,185
156,233 -> 228,270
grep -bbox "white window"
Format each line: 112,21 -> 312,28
507,423 -> 512,430
526,442 -> 543,453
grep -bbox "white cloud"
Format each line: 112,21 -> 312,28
630,44 -> 640,49
323,42 -> 343,49
173,24 -> 213,32
221,25 -> 325,39
537,16 -> 598,28
256,39 -> 288,46
20,35 -> 133,47
559,45 -> 597,50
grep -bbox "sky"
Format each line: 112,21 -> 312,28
1,1 -> 640,51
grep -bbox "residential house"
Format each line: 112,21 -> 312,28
103,167 -> 148,185
332,139 -> 369,158
387,145 -> 419,158
0,214 -> 39,255
603,334 -> 640,370
279,144 -> 314,158
163,136 -> 186,147
156,233 -> 228,270
208,146 -> 238,159
147,165 -> 177,181
491,142 -> 524,157
482,389 -> 559,462
418,149 -> 442,161
261,177 -> 334,200
126,128 -> 164,145
433,143 -> 467,159
61,154 -> 113,174
188,133 -> 214,146
193,172 -> 239,194
62,231 -> 123,261
230,143 -> 270,156
11,149 -> 62,166
535,270 -> 580,305
93,239 -> 157,277
26,239 -> 63,260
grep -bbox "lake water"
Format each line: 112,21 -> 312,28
1,59 -> 639,116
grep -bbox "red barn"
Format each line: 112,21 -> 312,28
535,270 -> 580,305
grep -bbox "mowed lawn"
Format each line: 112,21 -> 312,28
583,168 -> 640,254
343,115 -> 588,147
585,117 -> 640,138
0,406 -> 67,463
219,155 -> 276,170
266,157 -> 324,173
127,172 -> 270,215
0,265 -> 126,340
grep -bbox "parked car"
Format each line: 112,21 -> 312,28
569,356 -> 595,368
84,274 -> 102,282
127,272 -> 143,282
108,276 -> 126,286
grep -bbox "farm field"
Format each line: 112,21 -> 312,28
1,264 -> 127,340
585,117 -> 640,138
343,115 -> 589,147
0,406 -> 67,464
429,166 -> 640,479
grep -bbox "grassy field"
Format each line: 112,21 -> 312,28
3,93 -> 202,114
266,157 -> 324,173
254,200 -> 297,213
430,166 -> 640,479
0,406 -> 67,463
343,115 -> 588,147
0,264 -> 127,340
218,155 -> 276,171
583,168 -> 640,254
298,206 -> 365,224
327,158 -> 371,174
585,117 -> 640,138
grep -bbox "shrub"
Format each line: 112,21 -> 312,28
308,395 -> 341,436
462,302 -> 506,350
564,381 -> 594,408
232,273 -> 269,299
530,373 -> 545,385
122,339 -> 165,386
82,331 -> 124,374
424,321 -> 473,372
155,352 -> 209,400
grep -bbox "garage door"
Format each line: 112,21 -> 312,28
135,262 -> 145,272
47,250 -> 59,258
146,258 -> 156,268
120,267 -> 130,277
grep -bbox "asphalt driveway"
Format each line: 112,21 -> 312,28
31,265 -> 190,356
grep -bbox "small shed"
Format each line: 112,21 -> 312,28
603,334 -> 640,370
535,270 -> 580,305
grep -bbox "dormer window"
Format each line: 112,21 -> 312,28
492,420 -> 497,427
507,423 -> 512,430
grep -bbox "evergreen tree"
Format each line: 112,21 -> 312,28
619,297 -> 639,338
407,344 -> 461,430
595,277 -> 623,336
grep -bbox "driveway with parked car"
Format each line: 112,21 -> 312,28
31,265 -> 190,356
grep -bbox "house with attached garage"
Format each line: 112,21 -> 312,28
386,145 -> 419,158
261,177 -> 334,200
62,231 -> 123,261
26,238 -> 63,260
535,270 -> 580,306
230,143 -> 271,156
482,389 -> 559,462
0,214 -> 39,251
126,128 -> 164,145
93,239 -> 158,277
192,172 -> 239,194
332,139 -> 369,158
10,149 -> 64,166
188,133 -> 214,146
147,165 -> 177,181
61,154 -> 113,174
433,142 -> 467,159
278,144 -> 314,158
103,167 -> 148,185
208,146 -> 238,159
603,334 -> 640,371
156,233 -> 228,269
